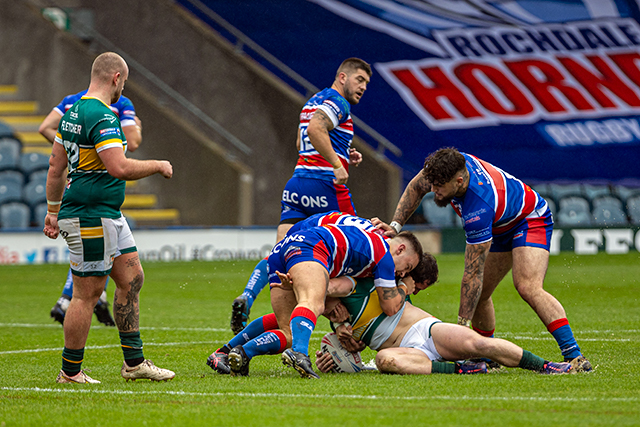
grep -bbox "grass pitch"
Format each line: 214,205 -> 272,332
1,252 -> 639,426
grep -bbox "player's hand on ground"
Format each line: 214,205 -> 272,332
315,350 -> 336,373
43,214 -> 59,239
348,148 -> 362,167
333,165 -> 349,185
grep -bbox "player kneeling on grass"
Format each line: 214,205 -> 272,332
316,273 -> 580,375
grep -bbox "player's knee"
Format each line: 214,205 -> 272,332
375,350 -> 399,374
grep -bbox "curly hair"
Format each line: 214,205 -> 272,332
422,147 -> 466,186
409,252 -> 439,286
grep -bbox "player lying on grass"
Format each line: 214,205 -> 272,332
315,273 -> 581,375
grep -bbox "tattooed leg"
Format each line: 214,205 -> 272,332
111,252 -> 144,333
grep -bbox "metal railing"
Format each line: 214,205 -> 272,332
181,0 -> 402,158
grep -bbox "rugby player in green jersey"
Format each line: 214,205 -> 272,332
44,52 -> 174,384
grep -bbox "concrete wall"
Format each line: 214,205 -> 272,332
1,0 -> 400,225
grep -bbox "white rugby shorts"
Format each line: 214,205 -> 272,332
399,317 -> 444,361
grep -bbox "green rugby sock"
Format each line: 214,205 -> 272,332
119,331 -> 144,364
62,347 -> 84,376
518,350 -> 546,371
431,361 -> 456,374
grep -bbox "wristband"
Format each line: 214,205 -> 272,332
332,162 -> 343,169
47,211 -> 59,216
47,200 -> 62,205
389,221 -> 402,234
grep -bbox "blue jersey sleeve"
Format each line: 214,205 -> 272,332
372,252 -> 397,288
316,93 -> 351,128
458,197 -> 494,245
114,96 -> 137,127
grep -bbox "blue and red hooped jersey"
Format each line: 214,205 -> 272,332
54,90 -> 137,129
452,153 -> 549,244
270,224 -> 397,289
293,88 -> 353,181
287,211 -> 382,236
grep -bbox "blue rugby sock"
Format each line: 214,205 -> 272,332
548,318 -> 582,360
290,307 -> 317,356
243,330 -> 287,359
240,258 -> 269,309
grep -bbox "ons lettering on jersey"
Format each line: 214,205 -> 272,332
100,128 -> 121,137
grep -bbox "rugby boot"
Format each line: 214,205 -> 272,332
282,349 -> 319,379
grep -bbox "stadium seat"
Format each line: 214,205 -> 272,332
19,152 -> 49,175
33,202 -> 48,229
0,120 -> 14,138
22,170 -> 47,208
0,137 -> 21,171
422,193 -> 456,227
0,170 -> 24,204
614,185 -> 640,202
591,196 -> 628,226
625,195 -> 640,225
548,183 -> 583,203
556,196 -> 592,226
582,184 -> 611,202
0,202 -> 31,229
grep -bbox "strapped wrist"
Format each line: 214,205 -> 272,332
389,221 -> 402,234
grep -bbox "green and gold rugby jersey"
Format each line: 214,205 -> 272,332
339,278 -> 410,350
54,96 -> 127,219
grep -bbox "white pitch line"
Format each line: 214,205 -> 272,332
0,341 -> 222,355
1,386 -> 638,403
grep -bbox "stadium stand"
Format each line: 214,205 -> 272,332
22,169 -> 47,208
625,195 -> 640,226
591,196 -> 628,227
548,183 -> 584,203
0,201 -> 31,229
556,196 -> 593,227
0,170 -> 24,204
32,202 -> 48,229
421,193 -> 457,228
19,152 -> 49,175
0,137 -> 21,171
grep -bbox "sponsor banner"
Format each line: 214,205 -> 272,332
0,227 -> 276,265
441,226 -> 640,254
189,0 -> 640,183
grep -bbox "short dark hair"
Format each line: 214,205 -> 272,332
336,58 -> 372,79
423,147 -> 466,187
410,252 -> 439,286
395,230 -> 423,260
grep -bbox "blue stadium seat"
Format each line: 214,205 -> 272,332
548,183 -> 583,203
0,121 -> 14,138
33,202 -> 48,229
422,193 -> 456,227
0,138 -> 21,171
22,170 -> 47,208
0,202 -> 31,229
556,196 -> 592,227
592,196 -> 627,226
582,184 -> 611,202
0,170 -> 24,204
626,195 -> 640,226
19,152 -> 50,175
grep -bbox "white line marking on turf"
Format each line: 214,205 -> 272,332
1,387 -> 638,403
0,341 -> 225,355
1,323 -> 638,335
